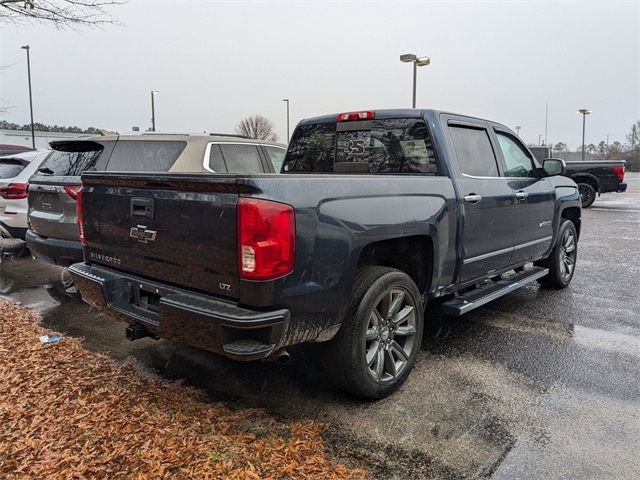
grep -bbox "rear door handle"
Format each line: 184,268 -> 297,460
464,194 -> 482,204
515,191 -> 529,200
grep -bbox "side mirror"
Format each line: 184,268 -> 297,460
543,158 -> 566,177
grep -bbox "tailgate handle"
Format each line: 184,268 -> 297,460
131,197 -> 154,219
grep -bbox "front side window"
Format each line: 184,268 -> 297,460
263,146 -> 286,172
283,118 -> 437,174
496,132 -> 536,178
219,144 -> 263,173
106,140 -> 186,172
449,126 -> 499,177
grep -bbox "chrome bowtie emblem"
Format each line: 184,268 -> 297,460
129,225 -> 157,244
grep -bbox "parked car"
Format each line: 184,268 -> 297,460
0,150 -> 50,239
26,134 -> 286,268
565,160 -> 627,207
69,109 -> 581,399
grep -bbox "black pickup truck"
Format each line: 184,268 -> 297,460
70,109 -> 581,399
527,147 -> 626,208
565,160 -> 627,208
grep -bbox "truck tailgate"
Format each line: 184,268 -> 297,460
81,173 -> 249,299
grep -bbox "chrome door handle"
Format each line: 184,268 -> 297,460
515,191 -> 529,200
464,194 -> 482,204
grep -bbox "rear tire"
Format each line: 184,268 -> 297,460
536,219 -> 578,289
326,266 -> 424,399
577,182 -> 596,208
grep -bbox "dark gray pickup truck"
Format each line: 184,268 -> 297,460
70,109 -> 582,399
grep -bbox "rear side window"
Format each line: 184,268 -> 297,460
106,141 -> 186,172
263,146 -> 286,172
208,144 -> 227,172
0,159 -> 27,179
38,142 -> 107,176
449,126 -> 499,177
219,144 -> 263,173
283,118 -> 438,174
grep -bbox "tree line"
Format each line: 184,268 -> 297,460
545,120 -> 639,160
0,120 -> 103,134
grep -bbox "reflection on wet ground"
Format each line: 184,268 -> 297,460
1,173 -> 639,479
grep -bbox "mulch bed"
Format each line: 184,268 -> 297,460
0,300 -> 366,479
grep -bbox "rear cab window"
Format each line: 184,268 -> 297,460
283,117 -> 438,174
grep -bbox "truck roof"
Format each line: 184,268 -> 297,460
298,108 -> 507,130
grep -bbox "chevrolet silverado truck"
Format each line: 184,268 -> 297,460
69,109 -> 581,399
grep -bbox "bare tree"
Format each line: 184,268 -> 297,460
0,0 -> 123,28
235,115 -> 278,142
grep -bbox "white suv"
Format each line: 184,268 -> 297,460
0,150 -> 50,239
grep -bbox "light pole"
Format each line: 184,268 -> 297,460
578,108 -> 591,161
400,54 -> 430,108
515,125 -> 521,137
282,98 -> 290,142
21,45 -> 35,149
150,90 -> 159,132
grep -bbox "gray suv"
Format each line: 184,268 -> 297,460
26,134 -> 286,268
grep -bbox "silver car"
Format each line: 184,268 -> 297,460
26,133 -> 286,268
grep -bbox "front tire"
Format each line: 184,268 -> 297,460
536,219 -> 578,289
326,266 -> 424,399
577,182 -> 596,208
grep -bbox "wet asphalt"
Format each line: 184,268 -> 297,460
1,173 -> 639,479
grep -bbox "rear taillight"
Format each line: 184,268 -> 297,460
336,110 -> 375,122
0,183 -> 28,200
612,165 -> 625,181
64,185 -> 82,200
237,198 -> 295,280
76,187 -> 86,246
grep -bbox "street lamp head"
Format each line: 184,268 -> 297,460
151,90 -> 159,95
21,45 -> 29,50
283,98 -> 289,102
578,108 -> 591,115
416,56 -> 430,67
400,53 -> 417,63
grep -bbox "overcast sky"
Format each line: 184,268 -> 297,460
1,0 -> 638,147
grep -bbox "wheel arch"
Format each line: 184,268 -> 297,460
356,235 -> 434,296
571,173 -> 600,192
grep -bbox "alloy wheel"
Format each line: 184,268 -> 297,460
364,287 -> 417,382
559,228 -> 576,281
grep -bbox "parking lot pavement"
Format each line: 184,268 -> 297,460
1,172 -> 639,479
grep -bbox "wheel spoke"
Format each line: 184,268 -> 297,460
371,309 -> 384,327
379,292 -> 393,319
365,327 -> 378,341
390,341 -> 410,363
366,342 -> 379,365
395,325 -> 417,337
384,348 -> 397,377
388,291 -> 405,318
392,305 -> 414,327
374,348 -> 385,379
